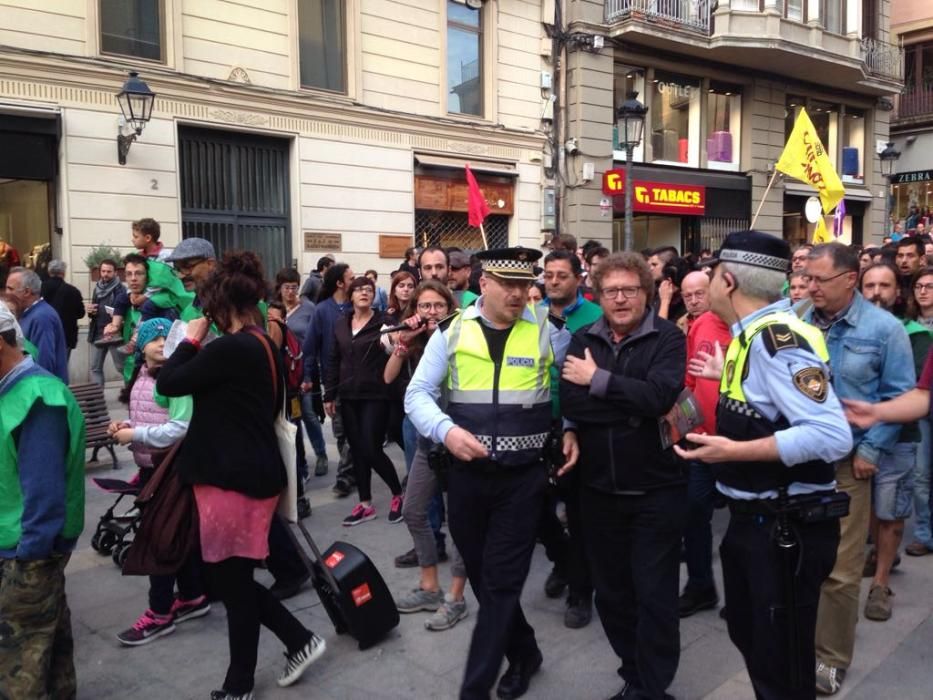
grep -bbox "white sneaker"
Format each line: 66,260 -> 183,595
277,633 -> 326,687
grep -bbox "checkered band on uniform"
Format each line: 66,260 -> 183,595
473,432 -> 549,452
717,249 -> 789,273
720,397 -> 764,420
481,259 -> 536,276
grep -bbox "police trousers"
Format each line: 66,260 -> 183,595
721,510 -> 839,700
447,461 -> 547,700
0,553 -> 76,700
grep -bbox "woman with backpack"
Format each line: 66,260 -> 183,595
324,276 -> 404,526
274,268 -> 328,478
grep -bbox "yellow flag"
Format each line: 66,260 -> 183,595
776,108 -> 845,214
812,216 -> 832,244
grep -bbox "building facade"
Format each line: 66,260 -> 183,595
889,0 -> 933,230
0,0 -> 553,299
556,0 -> 903,252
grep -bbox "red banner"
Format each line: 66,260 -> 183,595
603,169 -> 706,216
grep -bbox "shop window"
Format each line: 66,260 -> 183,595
447,2 -> 483,116
298,0 -> 346,92
809,101 -> 838,169
100,0 -> 162,62
612,66 -> 646,162
841,108 -> 865,184
786,0 -> 805,22
706,82 -> 741,172
649,72 -> 701,168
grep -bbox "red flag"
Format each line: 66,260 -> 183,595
465,164 -> 490,227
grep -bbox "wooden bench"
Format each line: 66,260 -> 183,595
69,383 -> 118,469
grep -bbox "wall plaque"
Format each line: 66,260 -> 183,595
303,232 -> 342,252
379,235 -> 413,259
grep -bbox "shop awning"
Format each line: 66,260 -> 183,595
784,181 -> 875,203
415,153 -> 517,177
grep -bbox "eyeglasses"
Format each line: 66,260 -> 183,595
915,283 -> 933,293
174,258 -> 205,275
803,270 -> 852,287
599,286 -> 641,300
417,302 -> 449,312
280,284 -> 299,292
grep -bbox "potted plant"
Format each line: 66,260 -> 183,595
84,245 -> 125,281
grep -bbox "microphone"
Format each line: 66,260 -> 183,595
381,316 -> 428,334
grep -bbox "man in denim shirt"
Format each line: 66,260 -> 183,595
801,243 -> 915,695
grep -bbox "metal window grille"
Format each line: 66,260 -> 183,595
699,217 -> 749,253
415,210 -> 509,251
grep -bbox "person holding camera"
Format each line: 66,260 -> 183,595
674,232 -> 853,700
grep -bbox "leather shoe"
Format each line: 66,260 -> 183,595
544,566 -> 567,599
678,587 -> 718,618
564,594 -> 593,629
495,648 -> 543,699
394,548 -> 419,568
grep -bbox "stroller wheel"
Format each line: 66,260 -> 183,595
91,531 -> 103,552
112,543 -> 130,568
97,530 -> 118,555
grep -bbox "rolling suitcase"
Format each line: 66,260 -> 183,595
291,520 -> 399,649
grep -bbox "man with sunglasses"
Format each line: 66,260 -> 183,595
799,242 -> 914,695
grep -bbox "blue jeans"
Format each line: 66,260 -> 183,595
402,416 -> 445,549
684,460 -> 716,593
912,418 -> 933,547
299,392 -> 327,457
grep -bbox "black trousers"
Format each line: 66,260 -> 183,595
340,398 -> 402,502
581,484 -> 686,700
203,557 -> 312,695
267,514 -> 308,584
149,554 -> 203,615
448,462 -> 547,700
721,511 -> 839,700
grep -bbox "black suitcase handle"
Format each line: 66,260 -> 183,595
289,519 -> 343,595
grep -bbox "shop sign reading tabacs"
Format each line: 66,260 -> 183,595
603,169 -> 706,216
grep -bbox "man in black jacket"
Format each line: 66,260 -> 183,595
41,260 -> 85,359
561,251 -> 686,700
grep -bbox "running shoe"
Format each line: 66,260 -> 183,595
116,609 -> 175,646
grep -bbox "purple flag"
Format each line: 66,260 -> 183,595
833,199 -> 846,237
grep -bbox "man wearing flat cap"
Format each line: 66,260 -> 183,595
674,232 -> 853,699
406,247 -> 578,700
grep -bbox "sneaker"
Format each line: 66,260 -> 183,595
425,594 -> 468,631
678,587 -> 719,618
277,633 -> 326,687
297,496 -> 312,520
170,594 -> 211,624
544,566 -> 567,599
116,609 -> 176,646
815,661 -> 846,695
906,541 -> 933,556
342,503 -> 376,526
394,548 -> 419,568
864,584 -> 894,621
332,479 -> 353,498
388,495 -> 404,524
564,594 -> 593,629
396,587 -> 444,613
314,454 -> 329,476
210,691 -> 254,700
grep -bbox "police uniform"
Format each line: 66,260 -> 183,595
701,232 -> 853,700
404,247 -> 569,700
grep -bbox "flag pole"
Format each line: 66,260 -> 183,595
750,168 -> 780,229
479,223 -> 489,250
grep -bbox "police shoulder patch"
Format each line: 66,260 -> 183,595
762,324 -> 799,356
792,366 -> 828,403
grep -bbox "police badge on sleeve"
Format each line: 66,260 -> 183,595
792,367 -> 828,403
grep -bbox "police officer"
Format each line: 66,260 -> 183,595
405,247 -> 578,700
675,231 -> 853,700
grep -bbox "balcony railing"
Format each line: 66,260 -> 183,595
605,0 -> 711,34
895,86 -> 933,121
860,38 -> 904,81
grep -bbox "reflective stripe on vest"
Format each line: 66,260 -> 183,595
445,306 -> 553,465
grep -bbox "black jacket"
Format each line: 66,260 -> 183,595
324,310 -> 390,402
42,277 -> 85,349
561,311 -> 686,493
157,330 -> 287,499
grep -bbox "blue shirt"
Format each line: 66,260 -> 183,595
0,357 -> 76,560
802,292 -> 915,466
716,301 -> 853,501
405,298 -> 570,445
302,297 -> 352,385
19,299 -> 69,383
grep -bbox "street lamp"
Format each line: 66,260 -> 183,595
116,71 -> 156,165
616,91 -> 648,251
879,141 -> 901,237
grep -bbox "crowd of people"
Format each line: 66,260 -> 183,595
6,220 -> 933,700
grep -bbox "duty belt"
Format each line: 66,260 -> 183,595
473,432 -> 550,452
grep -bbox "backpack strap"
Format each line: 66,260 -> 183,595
248,329 -> 281,417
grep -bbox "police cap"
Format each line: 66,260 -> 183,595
474,247 -> 541,281
700,230 -> 790,273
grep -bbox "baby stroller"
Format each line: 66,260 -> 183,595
90,466 -> 154,568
